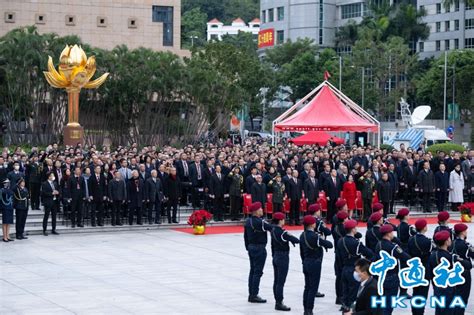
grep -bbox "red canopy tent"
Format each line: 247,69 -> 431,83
290,131 -> 345,146
274,85 -> 378,132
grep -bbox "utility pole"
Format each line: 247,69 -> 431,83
443,51 -> 447,130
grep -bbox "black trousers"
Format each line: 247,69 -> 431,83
272,251 -> 289,303
147,200 -> 161,223
43,202 -> 58,232
389,192 -> 396,214
128,206 -> 142,225
230,195 -> 241,219
111,200 -> 123,225
327,198 -> 336,221
436,191 -> 448,212
289,199 -> 300,223
382,201 -> 390,218
422,192 -> 432,212
213,196 -> 224,220
192,184 -> 203,208
167,199 -> 178,223
70,198 -> 83,226
180,181 -> 190,205
362,198 -> 372,220
404,185 -> 415,206
412,284 -> 429,315
15,208 -> 28,236
29,182 -> 40,209
273,202 -> 283,213
92,201 -> 104,225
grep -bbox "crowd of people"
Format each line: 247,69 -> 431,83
244,200 -> 473,315
0,140 -> 473,242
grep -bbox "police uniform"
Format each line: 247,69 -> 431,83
433,224 -> 454,241
271,222 -> 299,308
408,222 -> 433,315
300,226 -> 333,314
450,224 -> 474,315
375,230 -> 411,315
366,224 -> 382,253
331,211 -> 348,305
244,209 -> 273,301
337,224 -> 374,311
315,217 -> 331,237
396,210 -> 416,297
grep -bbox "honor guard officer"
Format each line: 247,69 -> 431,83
450,223 -> 474,315
300,215 -> 333,315
430,230 -> 471,315
244,201 -> 273,303
337,219 -> 374,313
375,224 -> 411,315
434,211 -> 454,241
270,212 -> 299,312
333,210 -> 349,306
408,219 -> 433,315
308,203 -> 331,298
396,208 -> 416,298
367,202 -> 384,229
366,212 -> 383,252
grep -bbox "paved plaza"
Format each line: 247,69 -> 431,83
1,225 -> 473,315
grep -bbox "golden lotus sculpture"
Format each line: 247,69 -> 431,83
43,45 -> 109,145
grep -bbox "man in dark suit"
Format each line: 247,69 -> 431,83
164,167 -> 181,223
89,165 -> 107,226
418,161 -> 435,213
209,165 -> 226,221
144,170 -> 163,224
26,155 -> 42,210
318,164 -> 331,191
435,163 -> 449,212
402,159 -> 417,206
347,258 -> 382,315
68,166 -> 86,228
175,153 -> 190,206
304,169 -> 319,206
41,172 -> 60,236
324,169 -> 342,220
127,170 -> 145,225
189,155 -> 205,209
286,170 -> 302,225
245,167 -> 258,193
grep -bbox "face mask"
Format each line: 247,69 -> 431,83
353,271 -> 362,282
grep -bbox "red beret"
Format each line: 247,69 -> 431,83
307,203 -> 321,215
369,212 -> 383,223
380,224 -> 394,235
372,203 -> 384,211
273,212 -> 285,221
336,211 -> 349,220
249,202 -> 262,212
438,211 -> 450,222
344,219 -> 358,230
454,223 -> 468,234
303,215 -> 316,226
335,199 -> 347,209
434,230 -> 450,242
397,208 -> 410,217
415,219 -> 427,231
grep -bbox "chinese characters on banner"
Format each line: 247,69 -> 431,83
258,29 -> 275,48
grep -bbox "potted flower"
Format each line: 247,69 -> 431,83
187,210 -> 213,235
458,203 -> 474,223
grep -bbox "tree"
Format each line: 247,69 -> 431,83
181,8 -> 208,48
264,38 -> 318,68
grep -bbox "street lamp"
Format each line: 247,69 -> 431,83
439,51 -> 463,130
332,56 -> 342,91
350,65 -> 365,109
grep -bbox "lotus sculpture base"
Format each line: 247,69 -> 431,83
193,225 -> 206,235
64,124 -> 84,146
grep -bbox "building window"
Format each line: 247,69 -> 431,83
65,15 -> 75,26
465,38 -> 474,48
210,34 -> 218,41
4,12 -> 15,23
419,41 -> 424,52
446,4 -> 450,12
436,40 -> 441,51
97,16 -> 107,27
341,3 -> 362,19
445,40 -> 450,50
128,18 -> 137,29
262,10 -> 266,23
152,6 -> 174,46
277,30 -> 284,44
455,0 -> 460,11
436,3 -> 441,13
455,20 -> 459,30
445,21 -> 450,31
35,14 -> 46,24
319,0 -> 324,45
436,22 -> 441,32
466,18 -> 474,29
268,8 -> 274,22
277,7 -> 284,21
454,38 -> 459,49
420,5 -> 424,11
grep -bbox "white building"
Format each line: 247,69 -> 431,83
207,17 -> 260,41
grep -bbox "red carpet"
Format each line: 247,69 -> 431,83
172,217 -> 464,235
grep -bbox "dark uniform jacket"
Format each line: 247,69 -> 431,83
68,175 -> 86,200
271,225 -> 299,255
144,177 -> 163,203
337,234 -> 374,267
164,175 -> 181,201
108,179 -> 127,201
375,239 -> 411,276
435,171 -> 450,192
450,237 -> 474,280
299,229 -> 333,260
376,180 -> 392,203
127,178 -> 144,207
366,225 -> 382,253
89,173 -> 107,201
396,221 -> 416,248
360,178 -> 374,200
13,186 -> 29,210
227,173 -> 243,197
403,166 -> 418,188
408,232 -> 433,274
244,216 -> 272,249
315,217 -> 331,237
433,224 -> 454,241
418,169 -> 435,192
271,181 -> 285,204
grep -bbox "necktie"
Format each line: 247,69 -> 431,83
357,283 -> 364,297
183,161 -> 188,176
197,164 -> 201,180
333,178 -> 336,185
76,177 -> 80,189
218,173 -> 221,180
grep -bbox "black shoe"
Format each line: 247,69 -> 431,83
71,225 -> 76,228
78,224 -> 84,228
43,231 -> 48,236
275,303 -> 291,311
304,310 -> 313,315
172,220 -> 179,224
52,231 -> 59,235
16,236 -> 22,240
98,223 -> 104,227
91,224 -> 96,227
21,235 -> 28,239
137,222 -> 143,225
2,239 -> 8,242
155,221 -> 161,224
248,295 -> 266,303
335,298 -> 342,305
117,223 -> 123,226
315,292 -> 325,298
7,238 -> 14,242
111,223 -> 116,226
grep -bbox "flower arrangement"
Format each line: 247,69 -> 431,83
187,210 -> 213,227
458,203 -> 474,223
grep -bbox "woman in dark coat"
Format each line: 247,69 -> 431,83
228,166 -> 243,220
164,167 -> 181,224
1,179 -> 14,242
61,168 -> 72,220
13,178 -> 29,240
